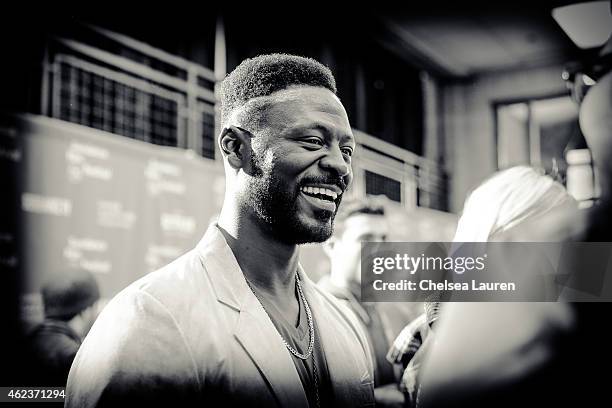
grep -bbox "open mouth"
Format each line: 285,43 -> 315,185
301,186 -> 338,201
299,185 -> 341,212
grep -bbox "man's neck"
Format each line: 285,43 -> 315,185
217,208 -> 300,300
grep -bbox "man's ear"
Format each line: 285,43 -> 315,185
219,126 -> 250,168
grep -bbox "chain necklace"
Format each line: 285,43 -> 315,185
244,274 -> 315,360
244,274 -> 321,408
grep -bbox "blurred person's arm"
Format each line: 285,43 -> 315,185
417,302 -> 574,407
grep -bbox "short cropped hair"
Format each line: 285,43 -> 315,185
42,269 -> 100,321
338,198 -> 386,220
332,196 -> 387,238
220,53 -> 337,127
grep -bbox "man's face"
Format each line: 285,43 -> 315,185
244,86 -> 355,244
331,213 -> 388,284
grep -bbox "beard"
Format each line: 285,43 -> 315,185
245,152 -> 343,244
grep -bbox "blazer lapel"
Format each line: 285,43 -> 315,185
234,294 -> 309,408
299,267 -> 374,407
197,225 -> 309,408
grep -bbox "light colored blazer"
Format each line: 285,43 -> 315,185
66,225 -> 375,407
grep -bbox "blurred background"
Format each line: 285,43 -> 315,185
0,0 -> 609,385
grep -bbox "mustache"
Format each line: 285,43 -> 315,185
298,175 -> 347,192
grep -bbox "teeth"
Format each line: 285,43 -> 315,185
301,186 -> 339,200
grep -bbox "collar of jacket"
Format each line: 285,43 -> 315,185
195,224 -> 373,408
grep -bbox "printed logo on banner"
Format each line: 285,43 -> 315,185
0,256 -> 18,269
0,232 -> 18,269
0,125 -> 17,139
97,200 -> 137,230
22,193 -> 72,217
0,124 -> 20,162
66,142 -> 113,183
0,232 -> 14,245
145,245 -> 182,271
160,213 -> 196,235
144,159 -> 186,196
63,235 -> 111,274
0,144 -> 21,162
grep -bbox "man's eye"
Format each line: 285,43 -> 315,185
304,137 -> 324,146
341,147 -> 354,157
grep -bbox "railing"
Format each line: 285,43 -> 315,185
353,129 -> 448,210
40,23 -> 447,210
41,24 -> 218,159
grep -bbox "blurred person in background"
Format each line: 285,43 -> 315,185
573,32 -> 612,241
452,166 -> 576,242
417,25 -> 612,407
319,197 -> 421,407
66,54 -> 374,407
391,166 -> 576,407
28,269 -> 100,386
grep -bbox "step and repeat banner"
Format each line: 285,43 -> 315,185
1,114 -> 225,300
0,113 -> 459,326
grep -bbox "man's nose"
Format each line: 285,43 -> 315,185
319,145 -> 351,178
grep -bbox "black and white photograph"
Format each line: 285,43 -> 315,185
1,2 -> 611,407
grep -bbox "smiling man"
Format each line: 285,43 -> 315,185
66,54 -> 375,407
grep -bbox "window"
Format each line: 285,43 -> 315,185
365,170 -> 402,203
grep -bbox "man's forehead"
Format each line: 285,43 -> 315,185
342,214 -> 388,241
227,85 -> 352,138
269,87 -> 345,112
265,87 -> 350,127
